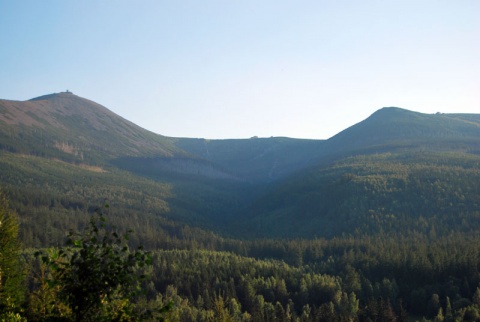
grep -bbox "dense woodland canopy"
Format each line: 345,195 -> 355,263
4,202 -> 480,321
2,153 -> 479,321
1,93 -> 480,320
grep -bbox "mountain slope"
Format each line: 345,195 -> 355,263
0,92 -> 253,245
237,108 -> 480,238
1,93 -> 479,242
175,137 -> 326,182
323,107 -> 480,158
0,92 -> 184,164
238,151 -> 480,238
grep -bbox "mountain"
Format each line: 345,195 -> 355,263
0,92 -> 251,245
238,108 -> 480,238
1,92 -> 479,244
0,92 -> 185,163
0,91 -> 243,182
3,93 -> 480,321
175,137 -> 326,182
324,107 -> 480,157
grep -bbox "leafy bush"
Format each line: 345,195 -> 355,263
36,206 -> 153,321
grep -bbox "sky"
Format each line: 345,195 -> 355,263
0,1 -> 478,140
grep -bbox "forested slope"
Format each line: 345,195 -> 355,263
175,137 -> 325,182
1,93 -> 480,320
241,151 -> 480,238
324,107 -> 480,158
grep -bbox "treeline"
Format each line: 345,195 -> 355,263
138,229 -> 480,321
2,200 -> 480,320
3,149 -> 480,243
2,148 -> 480,320
16,225 -> 480,321
20,235 -> 480,321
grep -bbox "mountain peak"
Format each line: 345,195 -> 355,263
369,106 -> 420,120
0,92 -> 181,162
29,91 -> 82,102
377,106 -> 405,112
325,107 -> 480,155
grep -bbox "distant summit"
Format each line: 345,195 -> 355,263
1,92 -> 479,181
29,91 -> 76,101
1,92 -> 480,239
324,106 -> 480,156
0,92 -> 183,163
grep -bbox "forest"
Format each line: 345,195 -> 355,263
1,96 -> 480,320
1,150 -> 480,321
2,189 -> 480,321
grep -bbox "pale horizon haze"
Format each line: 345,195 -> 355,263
1,1 -> 478,139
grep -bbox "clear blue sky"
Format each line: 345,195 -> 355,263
1,1 -> 478,139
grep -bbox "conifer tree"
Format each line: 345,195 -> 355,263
0,192 -> 25,314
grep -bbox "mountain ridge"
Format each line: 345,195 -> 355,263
321,106 -> 480,159
2,93 -> 480,321
0,92 -> 185,163
1,92 -> 479,241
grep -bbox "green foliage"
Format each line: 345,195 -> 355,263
36,207 -> 153,321
13,212 -> 480,321
175,137 -> 326,182
110,231 -> 480,321
0,192 -> 25,318
0,151 -> 175,248
243,151 -> 480,238
3,94 -> 480,320
0,150 -> 255,249
26,256 -> 72,320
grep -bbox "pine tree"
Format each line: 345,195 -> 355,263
445,296 -> 452,320
0,192 -> 25,314
434,307 -> 444,322
473,287 -> 480,307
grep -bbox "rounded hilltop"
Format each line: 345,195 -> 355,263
29,91 -> 75,101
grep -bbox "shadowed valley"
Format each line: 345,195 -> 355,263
1,92 -> 480,321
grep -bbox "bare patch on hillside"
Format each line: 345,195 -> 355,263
77,164 -> 107,173
50,158 -> 108,173
54,141 -> 84,160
